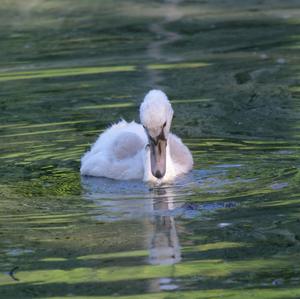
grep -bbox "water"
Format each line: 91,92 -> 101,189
0,0 -> 300,298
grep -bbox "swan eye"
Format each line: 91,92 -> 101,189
163,121 -> 167,128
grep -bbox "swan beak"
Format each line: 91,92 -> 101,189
149,138 -> 167,179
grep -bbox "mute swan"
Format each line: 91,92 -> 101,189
80,90 -> 193,182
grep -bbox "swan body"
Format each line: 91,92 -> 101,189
80,90 -> 193,182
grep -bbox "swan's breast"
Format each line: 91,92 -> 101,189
168,133 -> 193,171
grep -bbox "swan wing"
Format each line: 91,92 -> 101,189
112,132 -> 144,160
81,122 -> 146,180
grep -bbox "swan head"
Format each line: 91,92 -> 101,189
140,90 -> 174,179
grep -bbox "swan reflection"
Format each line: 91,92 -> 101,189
148,187 -> 181,265
81,176 -> 182,268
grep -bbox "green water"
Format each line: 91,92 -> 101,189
0,0 -> 300,298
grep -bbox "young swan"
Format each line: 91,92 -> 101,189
80,90 -> 193,182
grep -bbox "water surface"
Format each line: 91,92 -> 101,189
0,0 -> 300,298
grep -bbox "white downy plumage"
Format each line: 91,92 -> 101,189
80,90 -> 193,182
